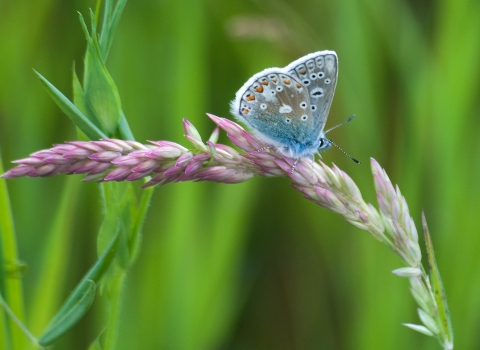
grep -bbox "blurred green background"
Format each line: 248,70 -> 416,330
1,0 -> 479,349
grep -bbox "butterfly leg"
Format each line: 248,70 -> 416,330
256,146 -> 271,153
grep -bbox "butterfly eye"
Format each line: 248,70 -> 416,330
325,78 -> 331,84
301,115 -> 308,121
299,101 -> 307,109
285,118 -> 292,124
260,103 -> 267,110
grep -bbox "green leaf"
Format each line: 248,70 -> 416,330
422,212 -> 454,347
0,150 -> 26,349
38,280 -> 96,346
34,70 -> 107,140
79,11 -> 123,135
72,64 -> 102,129
97,182 -> 136,295
128,185 -> 154,265
118,111 -> 135,141
99,0 -> 129,60
38,231 -> 120,346
97,183 -> 133,263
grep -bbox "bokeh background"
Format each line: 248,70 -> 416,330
1,0 -> 480,349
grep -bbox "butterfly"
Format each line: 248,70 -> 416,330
231,50 -> 340,161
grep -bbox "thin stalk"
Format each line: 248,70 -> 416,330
103,271 -> 126,350
0,151 -> 25,350
0,293 -> 40,349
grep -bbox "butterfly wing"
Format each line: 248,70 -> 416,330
231,68 -> 316,156
283,51 -> 338,135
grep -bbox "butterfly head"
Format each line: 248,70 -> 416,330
318,136 -> 332,152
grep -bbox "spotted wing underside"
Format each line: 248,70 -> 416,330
284,51 -> 338,133
233,69 -> 314,147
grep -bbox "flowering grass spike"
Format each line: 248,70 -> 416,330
1,114 -> 453,349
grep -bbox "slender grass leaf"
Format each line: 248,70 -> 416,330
38,280 -> 96,346
422,212 -> 454,346
38,231 -> 120,346
0,208 -> 12,350
0,292 -> 37,348
79,11 -> 123,135
72,64 -> 102,129
0,154 -> 10,348
103,272 -> 126,350
118,112 -> 135,141
0,152 -> 26,349
34,70 -> 107,140
100,0 -> 129,60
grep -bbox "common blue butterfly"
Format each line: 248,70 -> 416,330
231,50 -> 338,160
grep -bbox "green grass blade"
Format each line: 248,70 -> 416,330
0,152 -> 25,350
33,70 -> 107,140
37,230 -> 120,346
0,195 -> 12,350
117,112 -> 135,141
422,213 -> 454,348
103,272 -> 125,350
79,11 -> 123,135
72,65 -> 103,131
38,280 -> 96,346
100,0 -> 128,60
0,293 -> 38,349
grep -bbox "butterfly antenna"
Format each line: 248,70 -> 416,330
324,115 -> 356,134
329,139 -> 361,164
